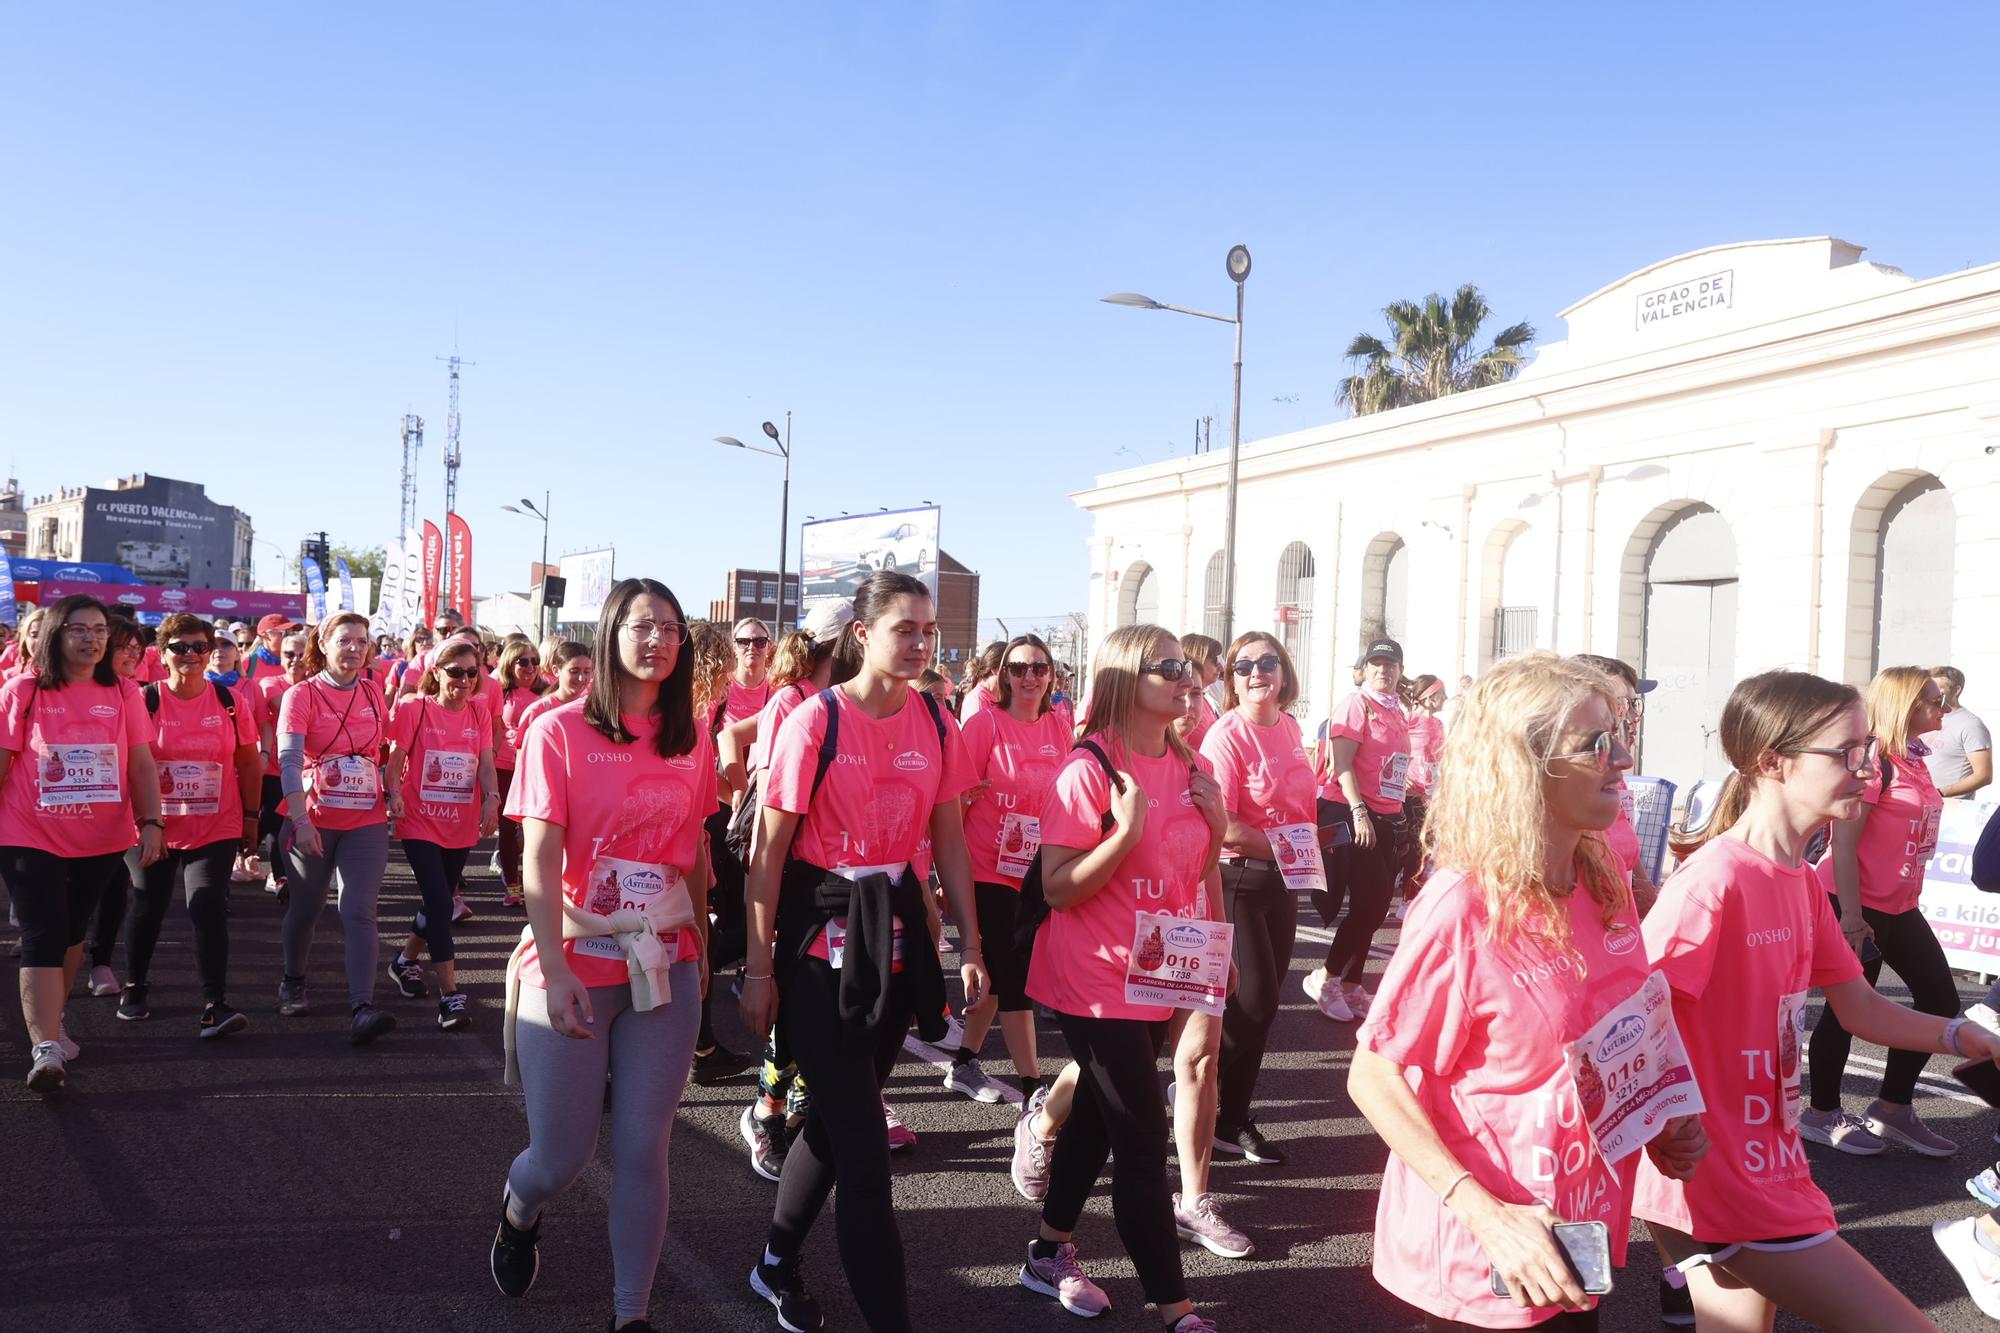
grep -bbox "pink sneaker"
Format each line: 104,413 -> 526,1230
883,1098 -> 916,1152
1011,1089 -> 1055,1201
1018,1240 -> 1110,1317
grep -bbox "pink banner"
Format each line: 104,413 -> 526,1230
447,512 -> 473,621
421,520 -> 444,628
35,583 -> 307,619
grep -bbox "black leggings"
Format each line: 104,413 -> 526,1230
2,846 -> 126,969
90,852 -> 132,968
1219,862 -> 1297,1128
403,840 -> 470,963
126,838 -> 235,1002
1322,817 -> 1403,983
973,881 -> 1031,1012
496,766 -> 522,885
768,955 -> 912,1332
257,774 -> 287,883
1808,899 -> 1958,1108
1043,1011 -> 1186,1308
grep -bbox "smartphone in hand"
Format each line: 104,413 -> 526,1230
1489,1220 -> 1614,1299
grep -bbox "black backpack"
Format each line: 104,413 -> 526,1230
143,679 -> 239,723
1011,739 -> 1123,957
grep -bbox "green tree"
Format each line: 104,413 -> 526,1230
330,543 -> 386,588
1336,284 -> 1534,416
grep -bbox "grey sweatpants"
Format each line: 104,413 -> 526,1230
281,821 -> 391,1008
507,962 -> 702,1320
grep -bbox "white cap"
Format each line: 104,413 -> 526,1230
801,599 -> 854,642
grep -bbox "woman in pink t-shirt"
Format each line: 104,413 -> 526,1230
495,637 -> 548,907
1350,652 -> 1707,1330
251,631 -> 310,894
514,640 -> 592,737
1803,666 -> 1959,1157
1634,669 -> 2000,1331
115,613 -> 262,1038
2,594 -> 166,1093
1179,634 -> 1225,751
1012,623 -> 1227,1333
957,639 -> 1004,722
737,571 -> 988,1333
490,577 -> 712,1329
1571,655 -> 1661,918
1399,673 -> 1446,891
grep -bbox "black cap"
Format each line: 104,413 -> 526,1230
1636,677 -> 1659,694
1355,637 -> 1404,669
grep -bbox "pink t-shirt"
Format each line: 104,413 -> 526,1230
1634,836 -> 1864,1242
1025,734 -> 1216,1022
1359,868 -> 1647,1328
149,681 -> 259,851
276,675 -> 389,831
515,690 -> 579,743
762,686 -> 972,880
1605,779 -> 1641,878
961,704 -> 1072,889
1407,712 -> 1445,795
138,646 -> 170,684
0,675 -> 156,857
724,678 -> 773,727
1199,709 -> 1318,836
388,695 -> 494,849
960,685 -> 997,721
504,699 -> 711,988
1812,750 -> 1942,915
1185,694 -> 1220,751
242,646 -> 287,690
254,674 -> 296,778
747,682 -> 814,775
1321,691 -> 1413,814
498,686 -> 546,771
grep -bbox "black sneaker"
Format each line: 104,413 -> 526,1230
749,1257 -> 824,1332
349,1003 -> 396,1046
1213,1121 -> 1285,1166
277,977 -> 308,1017
604,1319 -> 655,1333
438,991 -> 471,1031
1659,1273 -> 1695,1327
691,1043 -> 753,1086
199,1002 -> 248,1039
388,957 -> 428,999
116,983 -> 152,1022
490,1193 -> 542,1298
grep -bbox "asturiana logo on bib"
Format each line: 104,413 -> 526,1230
621,868 -> 666,897
1595,1013 -> 1647,1062
891,749 -> 929,772
1165,923 -> 1206,949
88,704 -> 119,720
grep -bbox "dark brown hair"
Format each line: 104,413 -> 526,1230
37,594 -> 119,688
993,634 -> 1055,718
1220,631 -> 1300,710
1670,669 -> 1860,856
585,577 -> 695,758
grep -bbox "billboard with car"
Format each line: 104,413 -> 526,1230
799,506 -> 940,623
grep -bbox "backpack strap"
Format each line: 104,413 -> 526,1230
807,687 -> 842,804
1075,738 -> 1125,834
212,678 -> 236,720
917,688 -> 948,753
144,681 -> 160,717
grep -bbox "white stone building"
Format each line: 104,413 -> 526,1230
1071,238 -> 2000,786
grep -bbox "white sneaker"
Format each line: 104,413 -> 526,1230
88,965 -> 121,997
264,873 -> 282,896
1314,985 -> 1355,1022
56,1017 -> 81,1062
25,1040 -> 65,1093
944,1057 -> 1007,1104
1969,1003 -> 2000,1033
1935,1217 -> 2000,1318
1301,966 -> 1328,1003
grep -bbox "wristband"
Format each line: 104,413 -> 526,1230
1440,1169 -> 1474,1205
742,972 -> 772,982
1946,1016 -> 1970,1058
139,817 -> 166,831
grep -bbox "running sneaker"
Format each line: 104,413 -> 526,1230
1934,1216 -> 2000,1319
749,1256 -> 824,1331
937,934 -> 957,954
1659,1271 -> 1695,1327
88,964 -> 122,997
883,1098 -> 916,1152
277,977 -> 309,1017
230,857 -> 259,884
264,873 -> 282,896
502,889 -> 525,909
199,1002 -> 248,1040
1213,1121 -> 1285,1165
1313,985 -> 1356,1022
488,849 -> 503,875
1969,1002 -> 2000,1033
1867,1100 -> 1958,1157
56,1017 -> 80,1062
25,1040 -> 65,1093
1169,1317 -> 1219,1333
741,1103 -> 792,1183
117,982 -> 152,1022
1341,984 -> 1373,1016
490,1191 -> 542,1298
437,992 -> 471,1031
1018,1240 -> 1111,1318
452,893 -> 474,923
1174,1191 -> 1254,1258
691,1043 -> 753,1086
1301,965 -> 1327,1003
945,1057 -> 1006,1104
349,1003 -> 396,1046
1012,1089 -> 1055,1200
1797,1106 -> 1886,1155
1970,1167 -> 2000,1210
388,956 -> 429,999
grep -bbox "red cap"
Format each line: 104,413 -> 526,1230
256,613 -> 301,635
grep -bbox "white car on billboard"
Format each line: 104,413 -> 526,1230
860,522 -> 933,576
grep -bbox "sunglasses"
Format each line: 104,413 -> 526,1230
1548,730 -> 1625,772
1139,658 -> 1196,682
517,658 -> 540,668
440,665 -> 481,681
735,636 -> 772,649
279,652 -> 304,662
1005,661 -> 1051,678
1230,653 -> 1281,677
164,641 -> 213,657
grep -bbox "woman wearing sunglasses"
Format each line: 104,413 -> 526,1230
252,631 -> 311,898
113,613 -> 262,1037
1633,669 -> 1990,1332
384,637 -> 501,1029
1568,657 -> 1657,917
496,638 -> 548,909
953,634 -> 1068,1107
1800,666 -> 1957,1158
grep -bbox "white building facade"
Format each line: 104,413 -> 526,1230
1072,238 -> 2000,786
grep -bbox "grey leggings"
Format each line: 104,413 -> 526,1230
281,821 -> 390,1007
507,963 -> 702,1321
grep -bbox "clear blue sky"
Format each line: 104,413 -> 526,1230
5,4 -> 1997,637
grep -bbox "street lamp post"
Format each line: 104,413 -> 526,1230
715,411 -> 793,629
501,492 -> 551,639
1103,244 -> 1252,646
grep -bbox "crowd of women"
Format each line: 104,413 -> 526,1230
9,570 -> 2000,1332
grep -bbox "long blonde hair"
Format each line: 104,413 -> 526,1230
1422,651 -> 1629,955
1868,665 -> 1932,759
1080,624 -> 1193,766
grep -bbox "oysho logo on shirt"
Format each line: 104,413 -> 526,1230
1745,926 -> 1795,948
891,749 -> 929,772
585,751 -> 634,764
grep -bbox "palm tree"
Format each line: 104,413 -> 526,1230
1337,284 -> 1534,416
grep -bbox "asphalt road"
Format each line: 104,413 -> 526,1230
5,852 -> 2000,1333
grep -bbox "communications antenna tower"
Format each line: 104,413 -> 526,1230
437,353 -> 475,516
399,414 -> 425,535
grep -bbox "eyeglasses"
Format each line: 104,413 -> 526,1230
164,641 -> 212,657
620,620 -> 689,646
61,625 -> 111,640
1784,737 -> 1881,776
1005,661 -> 1051,678
1139,658 -> 1196,682
1548,730 -> 1622,772
734,636 -> 772,650
1230,653 -> 1281,677
440,665 -> 481,681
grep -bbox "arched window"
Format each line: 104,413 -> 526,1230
1867,474 -> 1953,672
1201,551 -> 1227,643
1275,542 -> 1316,719
1361,532 -> 1407,646
1117,560 -> 1157,629
1623,502 -> 1737,782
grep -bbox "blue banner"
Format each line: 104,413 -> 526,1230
302,558 -> 327,623
9,559 -> 142,585
0,552 -> 16,627
335,556 -> 355,613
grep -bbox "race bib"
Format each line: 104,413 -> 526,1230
418,749 -> 477,805
159,760 -> 224,817
1124,911 -> 1233,1016
1377,752 -> 1409,803
823,916 -> 907,970
1265,823 -> 1326,891
1777,989 -> 1808,1134
310,754 -> 380,810
1563,969 -> 1706,1163
573,855 -> 693,960
996,813 -> 1041,880
38,743 -> 121,807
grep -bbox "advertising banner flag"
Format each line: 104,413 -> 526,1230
302,558 -> 327,623
0,552 -> 17,627
377,539 -> 405,635
335,556 -> 356,613
400,530 -> 423,627
421,521 -> 444,628
446,512 -> 473,621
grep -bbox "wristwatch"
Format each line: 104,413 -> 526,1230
139,817 -> 166,831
